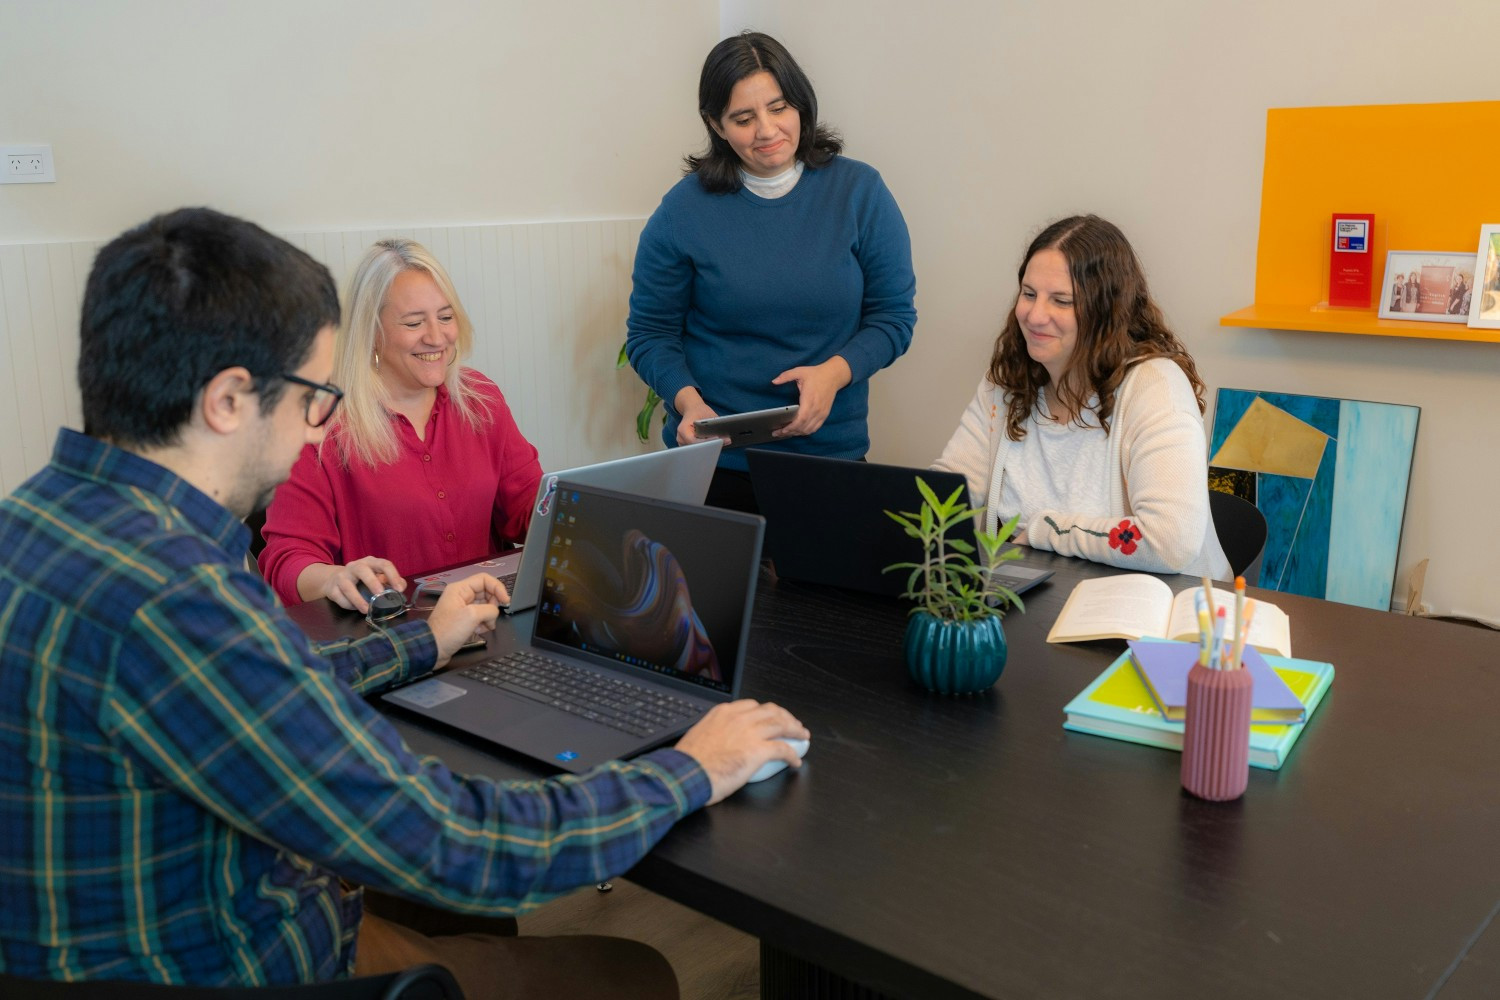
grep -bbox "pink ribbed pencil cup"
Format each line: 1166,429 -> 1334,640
1180,663 -> 1253,801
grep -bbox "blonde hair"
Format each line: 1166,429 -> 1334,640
327,239 -> 489,467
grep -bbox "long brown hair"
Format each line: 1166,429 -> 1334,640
988,215 -> 1205,440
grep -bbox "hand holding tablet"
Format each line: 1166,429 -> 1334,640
693,405 -> 800,448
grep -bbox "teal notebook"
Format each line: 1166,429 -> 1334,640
1062,648 -> 1335,770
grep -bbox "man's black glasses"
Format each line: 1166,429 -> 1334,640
281,373 -> 344,428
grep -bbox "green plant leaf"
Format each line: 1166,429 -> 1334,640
904,565 -> 924,597
883,509 -> 921,537
883,512 -> 923,541
631,388 -> 663,443
887,475 -> 1029,622
914,476 -> 943,513
975,531 -> 1001,560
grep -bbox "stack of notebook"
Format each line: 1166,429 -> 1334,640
1062,638 -> 1335,770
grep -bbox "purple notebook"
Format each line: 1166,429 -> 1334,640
1127,638 -> 1306,724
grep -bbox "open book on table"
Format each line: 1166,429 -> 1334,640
1045,573 -> 1291,657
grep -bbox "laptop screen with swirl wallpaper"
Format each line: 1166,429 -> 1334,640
533,482 -> 763,695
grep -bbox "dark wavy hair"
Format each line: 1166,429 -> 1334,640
989,215 -> 1206,441
79,207 -> 339,448
684,31 -> 843,194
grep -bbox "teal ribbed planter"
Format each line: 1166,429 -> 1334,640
903,611 -> 1008,694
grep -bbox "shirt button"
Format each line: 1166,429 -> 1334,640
446,532 -> 454,541
437,491 -> 446,499
423,454 -> 431,463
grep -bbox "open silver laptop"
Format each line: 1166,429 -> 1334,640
385,481 -> 764,773
413,439 -> 722,613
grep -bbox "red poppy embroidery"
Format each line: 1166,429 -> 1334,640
1108,519 -> 1141,555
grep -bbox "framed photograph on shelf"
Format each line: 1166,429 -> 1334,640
1468,225 -> 1500,329
1377,250 -> 1476,323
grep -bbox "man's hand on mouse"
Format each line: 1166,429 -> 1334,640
322,556 -> 406,612
427,573 -> 511,667
674,700 -> 809,805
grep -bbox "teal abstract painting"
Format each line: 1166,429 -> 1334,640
1208,389 -> 1418,610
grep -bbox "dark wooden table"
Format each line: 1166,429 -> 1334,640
289,554 -> 1500,999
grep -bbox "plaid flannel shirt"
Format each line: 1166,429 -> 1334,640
0,430 -> 709,985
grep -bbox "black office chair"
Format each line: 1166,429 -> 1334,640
244,508 -> 269,564
1208,489 -> 1268,584
0,964 -> 463,1000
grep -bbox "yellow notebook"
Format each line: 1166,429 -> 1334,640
1062,648 -> 1334,770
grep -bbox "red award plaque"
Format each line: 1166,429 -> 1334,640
1329,213 -> 1375,307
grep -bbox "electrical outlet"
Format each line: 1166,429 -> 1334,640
0,144 -> 56,184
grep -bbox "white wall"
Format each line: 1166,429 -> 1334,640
0,0 -> 714,480
4,0 -> 1499,622
725,0 -> 1500,624
0,220 -> 648,497
0,0 -> 712,240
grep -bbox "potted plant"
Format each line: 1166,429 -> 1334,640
616,343 -> 663,443
884,477 -> 1025,694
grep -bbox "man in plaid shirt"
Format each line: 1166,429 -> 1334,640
0,208 -> 807,998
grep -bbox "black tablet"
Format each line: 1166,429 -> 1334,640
693,405 -> 799,448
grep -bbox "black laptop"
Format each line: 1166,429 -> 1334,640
745,450 -> 1053,599
385,482 -> 764,773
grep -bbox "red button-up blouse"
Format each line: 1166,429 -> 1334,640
259,371 -> 542,604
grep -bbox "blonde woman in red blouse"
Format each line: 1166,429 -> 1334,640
260,239 -> 542,609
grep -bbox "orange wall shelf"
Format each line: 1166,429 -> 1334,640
1221,100 -> 1500,344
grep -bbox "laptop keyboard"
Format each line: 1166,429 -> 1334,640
461,651 -> 701,738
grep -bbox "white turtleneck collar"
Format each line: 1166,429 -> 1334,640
740,159 -> 805,199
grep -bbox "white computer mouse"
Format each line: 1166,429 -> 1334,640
746,737 -> 810,783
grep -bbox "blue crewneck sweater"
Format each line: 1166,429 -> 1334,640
626,156 -> 917,469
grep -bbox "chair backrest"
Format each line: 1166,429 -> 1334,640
0,964 -> 463,1000
1209,490 -> 1268,583
245,507 -> 269,562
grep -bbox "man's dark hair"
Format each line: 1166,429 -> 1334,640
685,31 -> 843,194
79,207 -> 340,447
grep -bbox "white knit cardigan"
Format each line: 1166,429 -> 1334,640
933,358 -> 1231,579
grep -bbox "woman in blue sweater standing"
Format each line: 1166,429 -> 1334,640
625,30 -> 917,512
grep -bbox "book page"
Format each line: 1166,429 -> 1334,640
1166,587 -> 1292,657
1165,587 -> 1234,641
1046,574 -> 1173,643
1243,603 -> 1292,657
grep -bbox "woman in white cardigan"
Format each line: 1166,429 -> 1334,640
934,215 -> 1231,579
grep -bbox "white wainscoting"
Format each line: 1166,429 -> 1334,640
0,219 -> 653,497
